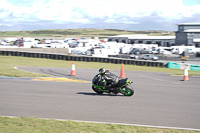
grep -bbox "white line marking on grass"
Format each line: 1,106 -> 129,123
1,115 -> 200,131
14,66 -> 43,75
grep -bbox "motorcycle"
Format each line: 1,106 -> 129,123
92,74 -> 134,96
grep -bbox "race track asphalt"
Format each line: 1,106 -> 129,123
0,67 -> 200,130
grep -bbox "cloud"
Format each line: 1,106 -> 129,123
0,0 -> 200,31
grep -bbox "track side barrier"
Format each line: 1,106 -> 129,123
0,50 -> 165,67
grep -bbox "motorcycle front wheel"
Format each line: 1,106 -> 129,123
92,85 -> 103,94
123,86 -> 134,96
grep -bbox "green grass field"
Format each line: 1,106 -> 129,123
0,29 -> 175,39
0,116 -> 199,133
0,55 -> 200,77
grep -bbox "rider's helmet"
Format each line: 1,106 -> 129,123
99,68 -> 105,74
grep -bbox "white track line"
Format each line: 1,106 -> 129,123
1,115 -> 200,131
14,66 -> 44,75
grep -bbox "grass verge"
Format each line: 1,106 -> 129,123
0,29 -> 175,39
0,116 -> 199,133
1,55 -> 200,77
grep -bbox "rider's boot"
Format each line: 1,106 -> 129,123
105,86 -> 112,91
112,87 -> 118,95
104,87 -> 112,93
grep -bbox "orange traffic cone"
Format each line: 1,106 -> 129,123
120,63 -> 125,78
70,61 -> 76,76
183,66 -> 189,81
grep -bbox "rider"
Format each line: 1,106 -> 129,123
98,68 -> 119,91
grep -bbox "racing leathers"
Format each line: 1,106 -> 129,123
99,70 -> 119,90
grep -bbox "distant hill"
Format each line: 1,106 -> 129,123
0,29 -> 175,39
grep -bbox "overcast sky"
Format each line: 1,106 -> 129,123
0,0 -> 200,31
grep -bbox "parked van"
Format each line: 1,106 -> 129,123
171,46 -> 196,54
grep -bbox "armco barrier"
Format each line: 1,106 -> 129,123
190,65 -> 200,71
167,62 -> 180,69
166,62 -> 200,71
0,50 -> 165,67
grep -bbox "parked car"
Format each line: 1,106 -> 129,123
68,40 -> 78,48
129,54 -> 138,59
51,41 -> 69,48
128,48 -> 140,55
140,49 -> 152,54
140,54 -> 159,61
128,48 -> 152,55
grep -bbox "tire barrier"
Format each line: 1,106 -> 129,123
0,50 -> 165,67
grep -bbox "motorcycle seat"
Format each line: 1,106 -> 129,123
117,78 -> 127,87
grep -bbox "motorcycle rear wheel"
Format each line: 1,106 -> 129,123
123,86 -> 134,96
92,85 -> 103,94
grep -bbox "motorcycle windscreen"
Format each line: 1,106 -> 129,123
92,75 -> 99,84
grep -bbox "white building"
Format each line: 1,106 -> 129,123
175,23 -> 200,47
107,34 -> 175,47
107,23 -> 200,48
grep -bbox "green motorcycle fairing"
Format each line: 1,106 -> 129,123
92,78 -> 132,93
